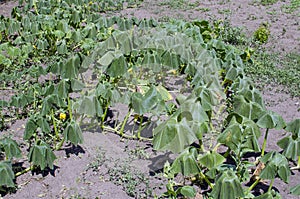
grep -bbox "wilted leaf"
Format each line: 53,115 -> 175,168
153,117 -> 198,153
277,136 -> 300,161
171,147 -> 200,176
259,151 -> 291,183
0,138 -> 22,160
257,110 -> 286,130
0,161 -> 15,187
211,170 -> 245,199
63,120 -> 84,146
290,184 -> 300,196
179,186 -> 196,198
28,141 -> 57,170
198,151 -> 225,169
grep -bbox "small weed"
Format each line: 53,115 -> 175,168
159,0 -> 199,10
245,52 -> 300,97
108,160 -> 152,198
282,0 -> 300,14
86,149 -> 106,172
254,0 -> 279,6
253,23 -> 270,44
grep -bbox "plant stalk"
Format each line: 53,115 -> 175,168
261,128 -> 269,157
15,165 -> 34,177
119,109 -> 133,136
67,96 -> 73,120
291,156 -> 300,170
248,177 -> 260,192
137,115 -> 143,139
268,179 -> 274,192
51,109 -> 59,141
199,171 -> 213,189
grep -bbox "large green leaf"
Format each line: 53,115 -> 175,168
259,151 -> 291,183
170,147 -> 201,176
211,170 -> 245,199
106,55 -> 128,77
28,141 -> 57,170
56,79 -> 71,99
0,161 -> 15,187
218,115 -> 261,156
178,98 -> 209,123
290,184 -> 300,196
24,116 -> 38,140
179,186 -> 196,198
153,117 -> 198,153
277,136 -> 300,161
63,120 -> 84,146
198,151 -> 225,169
41,94 -> 66,116
77,95 -> 103,117
0,138 -> 22,160
131,86 -> 161,115
233,95 -> 265,121
285,119 -> 300,137
257,110 -> 286,130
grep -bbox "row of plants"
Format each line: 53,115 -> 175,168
0,0 -> 299,198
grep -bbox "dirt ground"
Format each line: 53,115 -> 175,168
0,0 -> 299,198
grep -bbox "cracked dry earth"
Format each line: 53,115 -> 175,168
0,0 -> 300,198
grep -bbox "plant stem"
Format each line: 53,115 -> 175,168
101,102 -> 109,128
268,179 -> 274,192
291,156 -> 300,170
248,177 -> 260,192
119,109 -> 133,136
261,128 -> 269,157
213,143 -> 221,152
51,109 -> 59,141
56,137 -> 65,150
199,171 -> 213,189
101,125 -> 152,141
15,165 -> 34,177
137,115 -> 143,139
67,96 -> 73,120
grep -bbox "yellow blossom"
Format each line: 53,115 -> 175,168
59,113 -> 66,121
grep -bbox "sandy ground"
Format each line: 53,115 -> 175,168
0,0 -> 299,198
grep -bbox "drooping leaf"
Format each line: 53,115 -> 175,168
24,117 -> 38,140
285,119 -> 300,137
0,138 -> 22,160
153,117 -> 198,153
70,78 -> 85,92
56,79 -> 70,99
277,136 -> 300,161
28,141 -> 57,170
211,170 -> 245,199
0,161 -> 15,187
156,84 -> 173,101
178,98 -> 209,123
171,147 -> 201,176
218,115 -> 261,157
259,151 -> 291,183
198,151 -> 225,169
257,110 -> 286,130
63,120 -> 83,146
131,86 -> 160,115
290,184 -> 300,196
179,186 -> 196,198
233,95 -> 265,121
78,95 -> 103,117
106,55 -> 127,77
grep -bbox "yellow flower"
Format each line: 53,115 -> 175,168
59,113 -> 66,121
